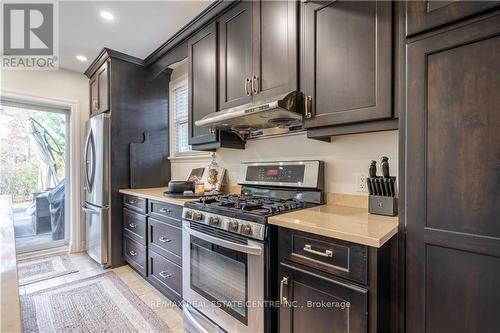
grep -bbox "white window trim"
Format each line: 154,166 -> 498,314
168,74 -> 210,159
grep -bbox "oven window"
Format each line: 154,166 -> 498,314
190,236 -> 248,324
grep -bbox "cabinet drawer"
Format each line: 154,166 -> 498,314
123,237 -> 147,276
149,200 -> 182,222
149,217 -> 182,266
279,228 -> 368,285
148,250 -> 182,301
122,194 -> 146,213
123,208 -> 147,245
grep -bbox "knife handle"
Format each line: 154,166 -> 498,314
384,178 -> 392,197
367,178 -> 373,195
382,161 -> 390,179
369,161 -> 377,178
389,178 -> 396,197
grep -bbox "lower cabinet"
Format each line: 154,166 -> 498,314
277,227 -> 393,333
122,195 -> 183,305
123,236 -> 147,276
148,250 -> 183,304
279,262 -> 368,333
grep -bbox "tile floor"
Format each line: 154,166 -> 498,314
18,252 -> 185,332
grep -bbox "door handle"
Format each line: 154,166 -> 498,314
303,244 -> 333,257
159,236 -> 171,243
245,77 -> 252,96
159,271 -> 172,279
304,95 -> 312,119
129,250 -> 137,256
252,75 -> 259,95
280,276 -> 289,306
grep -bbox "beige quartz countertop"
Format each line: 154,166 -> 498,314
119,187 -> 197,206
0,196 -> 22,332
268,204 -> 398,248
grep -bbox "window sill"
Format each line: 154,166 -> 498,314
168,153 -> 212,161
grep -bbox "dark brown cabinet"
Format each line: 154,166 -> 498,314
89,60 -> 109,116
218,1 -> 254,110
302,1 -> 393,131
187,21 -> 245,150
218,0 -> 298,110
277,227 -> 393,333
405,11 -> 500,333
406,1 -> 499,36
188,22 -> 218,146
279,262 -> 368,333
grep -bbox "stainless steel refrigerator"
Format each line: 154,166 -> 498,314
82,113 -> 110,266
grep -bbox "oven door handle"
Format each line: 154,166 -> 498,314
183,225 -> 262,256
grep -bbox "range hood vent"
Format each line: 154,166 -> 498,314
195,91 -> 304,140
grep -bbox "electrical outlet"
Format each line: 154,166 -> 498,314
355,173 -> 368,193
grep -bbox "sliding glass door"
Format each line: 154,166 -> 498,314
0,102 -> 70,253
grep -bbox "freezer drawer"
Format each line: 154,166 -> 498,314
83,203 -> 109,266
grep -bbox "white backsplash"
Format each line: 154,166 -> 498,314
170,130 -> 398,195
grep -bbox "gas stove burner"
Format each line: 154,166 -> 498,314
194,194 -> 307,217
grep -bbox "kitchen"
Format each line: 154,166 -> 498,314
0,1 -> 499,333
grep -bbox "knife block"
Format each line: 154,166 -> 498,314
369,195 -> 398,216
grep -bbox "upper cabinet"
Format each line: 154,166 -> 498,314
218,0 -> 298,111
406,1 -> 500,36
301,1 -> 393,131
89,60 -> 110,116
188,22 -> 218,146
218,1 -> 254,110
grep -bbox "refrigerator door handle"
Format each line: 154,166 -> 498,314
84,129 -> 96,193
82,203 -> 100,214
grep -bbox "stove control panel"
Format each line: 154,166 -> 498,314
182,208 -> 266,241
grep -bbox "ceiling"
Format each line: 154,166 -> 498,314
59,1 -> 212,73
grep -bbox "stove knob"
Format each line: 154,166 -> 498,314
209,216 -> 220,226
240,224 -> 253,236
228,220 -> 239,232
193,212 -> 204,221
185,210 -> 193,219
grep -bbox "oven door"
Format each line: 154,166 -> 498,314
182,220 -> 265,333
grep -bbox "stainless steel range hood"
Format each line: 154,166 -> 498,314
195,91 -> 304,140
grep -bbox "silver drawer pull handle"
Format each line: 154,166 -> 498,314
129,250 -> 137,256
159,237 -> 171,243
129,200 -> 137,204
280,276 -> 289,306
129,223 -> 137,228
303,244 -> 333,257
159,208 -> 171,213
159,271 -> 172,279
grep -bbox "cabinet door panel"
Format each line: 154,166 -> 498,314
406,1 -> 499,36
253,0 -> 297,103
97,61 -> 109,113
279,262 -> 367,333
302,1 -> 392,127
90,77 -> 98,115
218,1 -> 253,110
406,14 -> 500,333
188,22 -> 218,145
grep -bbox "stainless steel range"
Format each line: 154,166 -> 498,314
182,160 -> 324,333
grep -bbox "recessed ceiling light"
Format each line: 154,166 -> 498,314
76,55 -> 88,62
100,11 -> 114,21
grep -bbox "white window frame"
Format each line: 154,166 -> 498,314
168,74 -> 210,159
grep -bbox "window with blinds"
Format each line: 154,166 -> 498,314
171,80 -> 191,155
